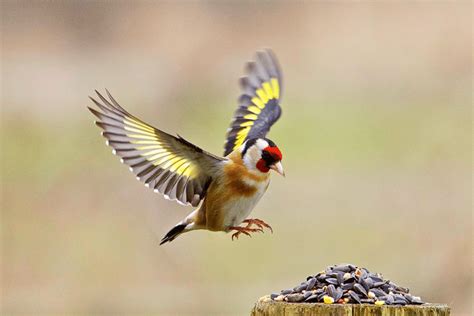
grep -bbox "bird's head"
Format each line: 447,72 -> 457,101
241,138 -> 284,176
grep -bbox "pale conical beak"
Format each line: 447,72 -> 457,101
270,161 -> 285,177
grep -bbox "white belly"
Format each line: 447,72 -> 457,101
222,179 -> 269,228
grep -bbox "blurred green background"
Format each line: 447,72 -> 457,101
1,2 -> 472,315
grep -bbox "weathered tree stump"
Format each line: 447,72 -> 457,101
251,295 -> 450,316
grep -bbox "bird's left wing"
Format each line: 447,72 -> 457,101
224,49 -> 283,156
88,90 -> 225,207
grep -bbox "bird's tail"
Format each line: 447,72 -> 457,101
160,210 -> 199,245
160,223 -> 187,245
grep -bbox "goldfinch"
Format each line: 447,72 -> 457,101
88,49 -> 284,244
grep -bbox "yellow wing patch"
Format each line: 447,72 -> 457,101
235,126 -> 251,148
243,114 -> 258,120
122,122 -> 198,179
89,89 -> 223,207
231,77 -> 280,151
91,109 -> 199,181
271,78 -> 280,99
125,117 -> 155,132
247,105 -> 261,114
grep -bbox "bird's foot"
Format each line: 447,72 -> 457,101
229,226 -> 263,240
243,218 -> 273,233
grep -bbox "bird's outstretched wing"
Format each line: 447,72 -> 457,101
88,90 -> 225,207
224,49 -> 283,156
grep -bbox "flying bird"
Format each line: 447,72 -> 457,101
88,49 -> 285,244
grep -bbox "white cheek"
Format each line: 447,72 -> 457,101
243,146 -> 262,171
243,154 -> 257,171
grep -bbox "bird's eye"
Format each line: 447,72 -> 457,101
262,148 -> 281,165
262,146 -> 282,162
261,150 -> 273,161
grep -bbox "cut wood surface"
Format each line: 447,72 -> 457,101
251,295 -> 450,316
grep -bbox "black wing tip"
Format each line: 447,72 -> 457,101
94,89 -> 104,97
88,95 -> 99,105
93,88 -> 116,98
87,105 -> 97,113
88,89 -> 133,120
88,94 -> 109,111
87,105 -> 103,118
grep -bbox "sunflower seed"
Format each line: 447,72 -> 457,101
342,282 -> 354,291
293,284 -> 306,293
305,294 -> 318,302
326,278 -> 338,285
360,278 -> 370,291
386,294 -> 395,305
365,278 -> 374,289
381,283 -> 391,292
316,273 -> 327,281
336,272 -> 344,285
327,284 -> 336,299
349,291 -> 362,303
371,275 -> 384,283
315,288 -> 324,295
394,294 -> 408,302
327,272 -> 339,278
354,283 -> 368,297
306,278 -> 317,290
286,293 -> 305,302
333,264 -> 352,273
317,293 -> 326,301
396,286 -> 409,293
371,288 -> 387,297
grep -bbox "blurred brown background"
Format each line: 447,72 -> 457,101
1,1 -> 472,315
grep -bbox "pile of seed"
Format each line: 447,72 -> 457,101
270,264 -> 424,305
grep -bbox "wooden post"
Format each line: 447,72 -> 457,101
251,295 -> 450,316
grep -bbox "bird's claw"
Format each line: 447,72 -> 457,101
243,218 -> 273,234
230,226 -> 262,240
229,218 -> 273,240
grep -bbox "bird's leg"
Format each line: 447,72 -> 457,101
242,218 -> 273,233
229,226 -> 263,241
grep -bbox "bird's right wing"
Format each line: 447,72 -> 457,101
224,49 -> 283,156
88,90 -> 225,207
